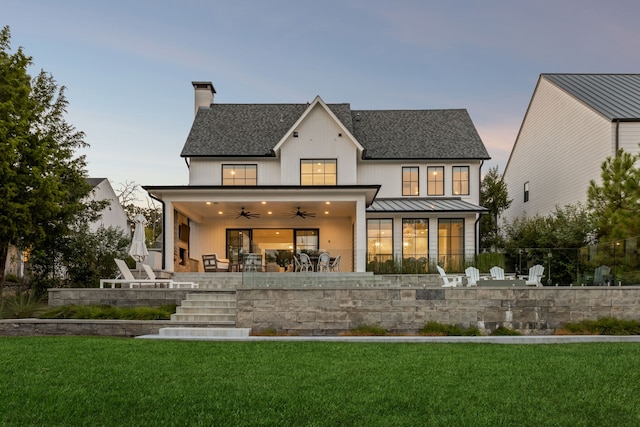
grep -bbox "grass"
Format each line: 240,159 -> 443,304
1,338 -> 640,426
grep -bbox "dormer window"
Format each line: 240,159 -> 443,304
222,164 -> 257,185
301,159 -> 337,185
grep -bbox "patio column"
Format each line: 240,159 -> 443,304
355,198 -> 367,272
163,206 -> 175,272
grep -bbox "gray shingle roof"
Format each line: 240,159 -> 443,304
181,102 -> 489,160
543,74 -> 640,120
352,109 -> 488,159
367,197 -> 487,213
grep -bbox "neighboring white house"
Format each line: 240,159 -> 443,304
144,82 -> 490,273
4,178 -> 129,278
86,178 -> 129,234
502,74 -> 640,223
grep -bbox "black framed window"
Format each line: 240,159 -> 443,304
438,218 -> 464,271
452,166 -> 469,195
300,159 -> 337,185
367,219 -> 393,264
427,166 -> 444,196
402,167 -> 419,196
222,164 -> 257,185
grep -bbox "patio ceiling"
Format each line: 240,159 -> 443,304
172,200 -> 356,220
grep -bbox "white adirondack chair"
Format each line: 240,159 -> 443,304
464,266 -> 480,287
437,265 -> 463,288
520,264 -> 544,287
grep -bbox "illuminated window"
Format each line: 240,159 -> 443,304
402,219 -> 429,272
300,159 -> 337,185
438,219 -> 464,271
402,167 -> 419,196
222,165 -> 257,185
367,219 -> 393,265
452,166 -> 469,195
427,166 -> 444,195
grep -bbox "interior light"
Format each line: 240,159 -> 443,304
231,170 -> 235,175
325,201 -> 331,205
206,201 -> 212,205
268,211 -> 272,215
218,211 -> 223,215
324,211 -> 329,215
261,201 -> 267,204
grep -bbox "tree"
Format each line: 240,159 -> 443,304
587,148 -> 640,241
116,181 -> 162,247
480,166 -> 512,250
0,26 -> 98,296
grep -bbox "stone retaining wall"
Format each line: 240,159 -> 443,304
236,286 -> 640,335
48,288 -> 193,308
0,319 -> 175,337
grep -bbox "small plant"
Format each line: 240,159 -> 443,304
1,291 -> 45,319
341,324 -> 387,336
559,317 -> 640,335
490,326 -> 522,336
251,327 -> 298,336
419,321 -> 482,336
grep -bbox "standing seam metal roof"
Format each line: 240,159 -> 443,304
367,198 -> 487,213
543,74 -> 640,120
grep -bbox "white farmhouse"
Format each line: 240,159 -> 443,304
144,82 -> 489,273
502,74 -> 640,223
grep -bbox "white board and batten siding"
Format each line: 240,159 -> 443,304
279,105 -> 359,185
503,77 -> 613,222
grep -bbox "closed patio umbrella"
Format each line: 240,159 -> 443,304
128,213 -> 149,268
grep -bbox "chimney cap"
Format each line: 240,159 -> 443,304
192,81 -> 216,93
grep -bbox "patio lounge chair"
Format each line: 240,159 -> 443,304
437,265 -> 463,288
330,255 -> 341,272
519,264 -> 544,287
464,266 -> 480,287
299,253 -> 314,272
490,266 -> 505,280
317,252 -> 331,272
141,264 -> 198,289
593,265 -> 611,286
202,254 -> 230,272
100,259 -> 174,288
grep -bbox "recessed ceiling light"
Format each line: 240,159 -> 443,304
324,211 -> 329,215
261,201 -> 267,204
218,211 -> 223,215
325,201 -> 331,205
206,201 -> 212,205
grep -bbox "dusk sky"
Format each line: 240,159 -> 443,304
5,0 -> 640,202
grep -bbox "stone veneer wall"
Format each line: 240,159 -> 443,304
48,288 -> 194,308
236,287 -> 640,335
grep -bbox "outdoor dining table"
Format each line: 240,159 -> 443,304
309,256 -> 336,271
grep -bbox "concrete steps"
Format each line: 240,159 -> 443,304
158,327 -> 250,338
170,291 -> 236,324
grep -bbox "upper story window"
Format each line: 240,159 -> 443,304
427,166 -> 444,196
222,164 -> 257,185
402,167 -> 419,196
524,181 -> 530,202
452,166 -> 470,196
301,159 -> 337,185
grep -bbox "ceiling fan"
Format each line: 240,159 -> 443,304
236,207 -> 260,219
291,206 -> 316,219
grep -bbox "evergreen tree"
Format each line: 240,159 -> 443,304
480,166 -> 512,250
587,148 -> 640,241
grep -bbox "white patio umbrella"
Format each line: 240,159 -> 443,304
128,213 -> 149,270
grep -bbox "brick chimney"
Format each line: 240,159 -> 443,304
192,81 -> 216,116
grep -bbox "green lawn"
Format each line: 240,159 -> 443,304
2,337 -> 640,426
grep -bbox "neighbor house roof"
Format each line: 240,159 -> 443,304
367,197 -> 487,213
181,101 -> 489,160
543,74 -> 640,120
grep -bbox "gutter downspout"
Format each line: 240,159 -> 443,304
148,193 -> 166,271
615,119 -> 620,153
476,160 -> 485,255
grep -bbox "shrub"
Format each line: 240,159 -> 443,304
490,326 -> 522,336
419,321 -> 482,336
341,324 -> 387,336
560,317 -> 640,335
